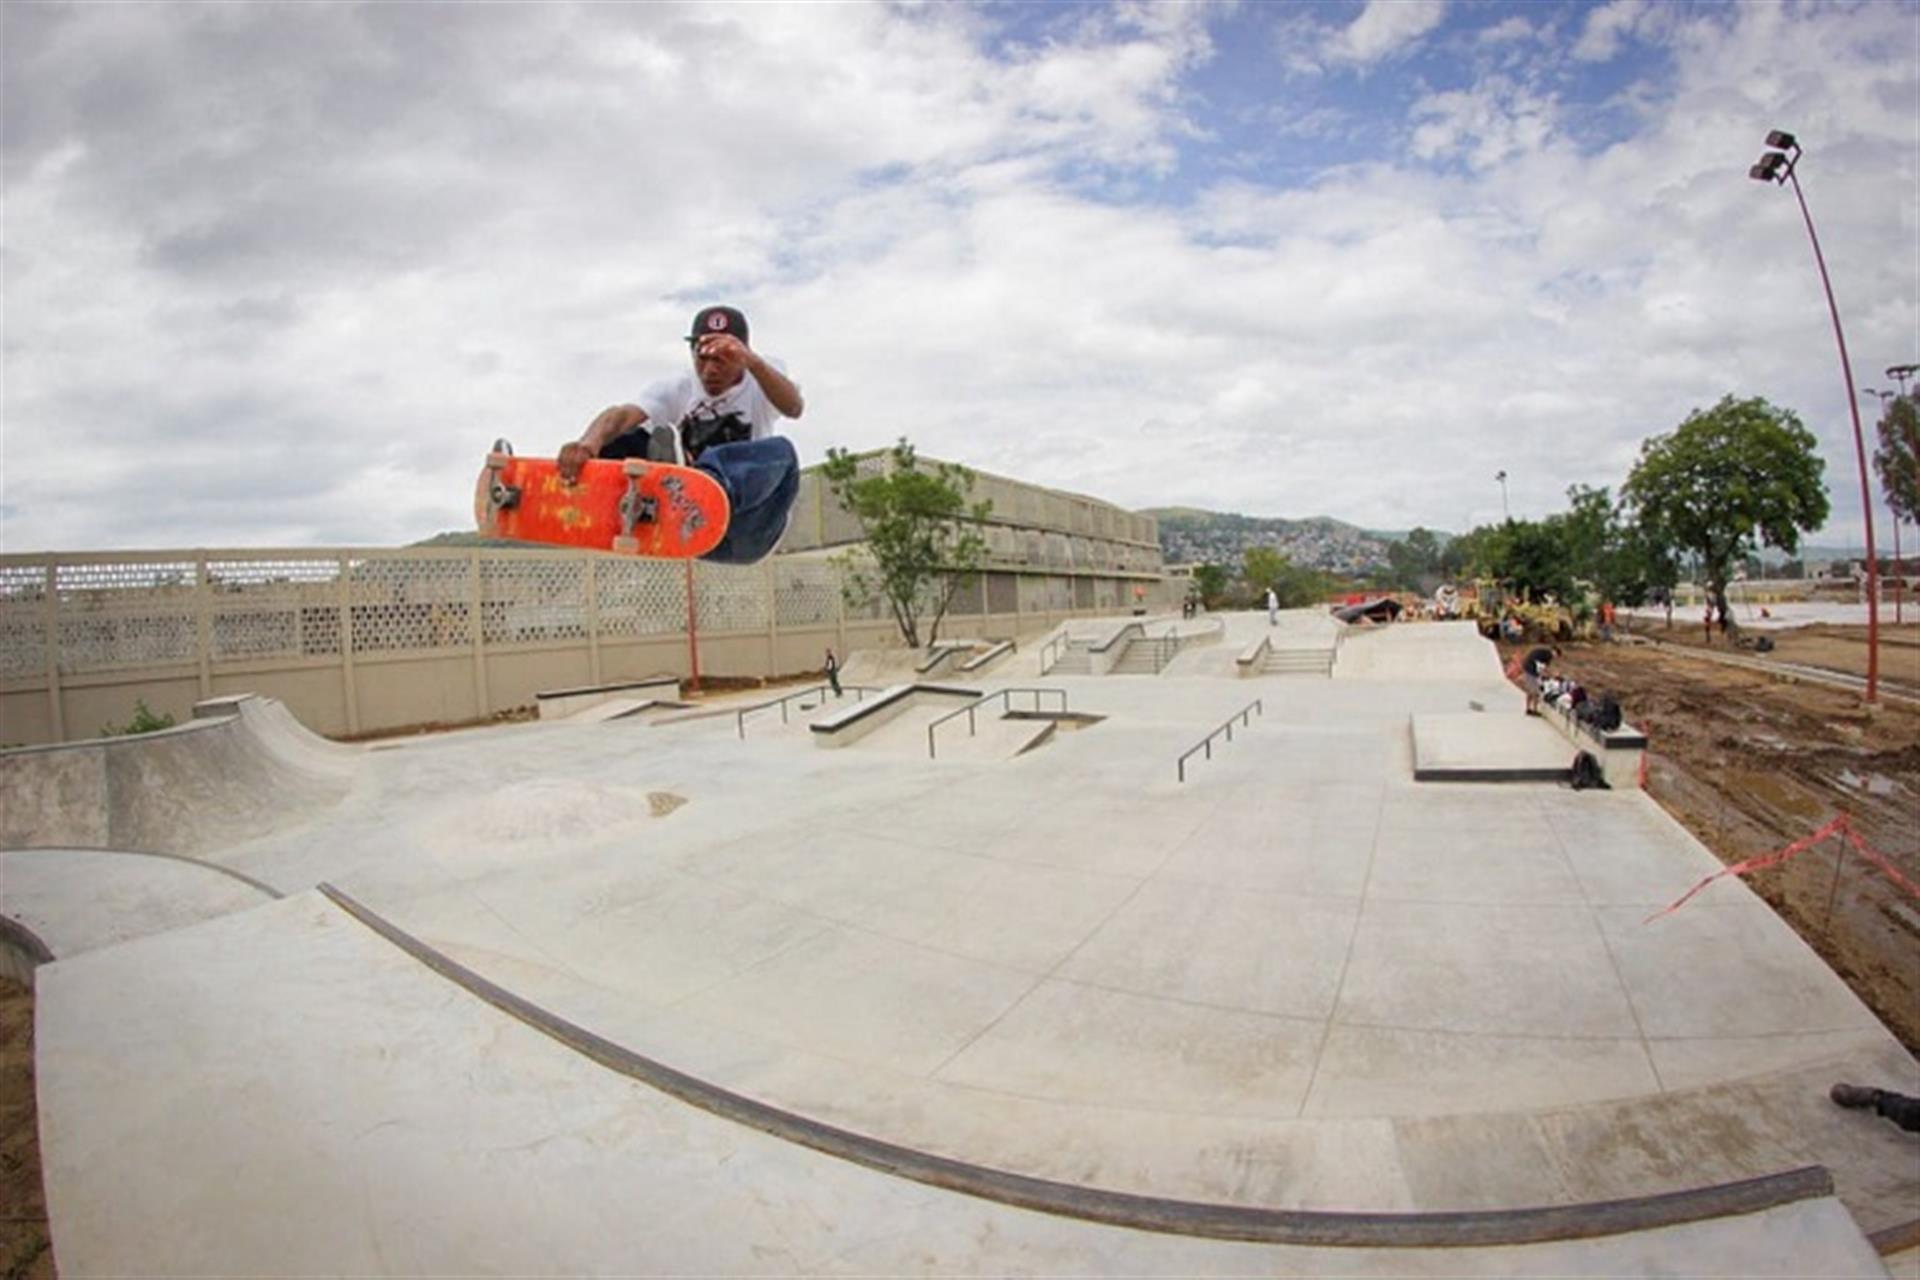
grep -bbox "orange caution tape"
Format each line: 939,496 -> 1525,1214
1645,813 -> 1919,923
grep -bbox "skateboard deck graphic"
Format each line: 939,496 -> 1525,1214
476,442 -> 730,558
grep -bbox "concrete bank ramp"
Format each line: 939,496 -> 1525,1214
0,847 -> 278,976
33,889 -> 1894,1277
0,694 -> 359,854
1336,621 -> 1509,685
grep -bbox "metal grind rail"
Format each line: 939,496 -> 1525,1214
927,687 -> 1068,759
736,684 -> 878,738
1177,698 -> 1264,781
1037,630 -> 1070,675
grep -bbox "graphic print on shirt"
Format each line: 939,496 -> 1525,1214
679,401 -> 752,463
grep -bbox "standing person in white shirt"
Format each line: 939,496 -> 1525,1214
1265,586 -> 1279,626
558,305 -> 804,564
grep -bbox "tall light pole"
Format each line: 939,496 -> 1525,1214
1750,130 -> 1878,702
1494,470 -> 1510,522
1862,388 -> 1902,624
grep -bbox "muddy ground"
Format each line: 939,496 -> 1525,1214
1537,621 -> 1920,1054
0,977 -> 51,1280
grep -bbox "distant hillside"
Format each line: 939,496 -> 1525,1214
413,531 -> 522,548
1139,508 -> 1395,575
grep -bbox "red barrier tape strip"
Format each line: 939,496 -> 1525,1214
1645,814 -> 1919,923
1842,826 -> 1920,900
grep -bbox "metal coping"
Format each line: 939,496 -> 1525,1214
0,913 -> 56,967
535,677 -> 681,701
318,882 -> 1835,1249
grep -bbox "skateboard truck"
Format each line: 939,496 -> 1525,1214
612,459 -> 658,554
479,438 -> 521,533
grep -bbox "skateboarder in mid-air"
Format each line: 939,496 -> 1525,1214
559,306 -> 805,564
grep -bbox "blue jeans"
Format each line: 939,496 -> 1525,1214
693,436 -> 799,564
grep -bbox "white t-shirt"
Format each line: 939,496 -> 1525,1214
637,357 -> 794,463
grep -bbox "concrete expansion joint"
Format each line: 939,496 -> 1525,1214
315,881 -> 1843,1250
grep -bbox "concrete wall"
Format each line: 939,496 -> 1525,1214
1,548 -> 1181,745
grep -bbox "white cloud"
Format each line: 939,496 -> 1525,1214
1408,78 -> 1560,169
1479,16 -> 1538,45
2,0 -> 1916,555
1574,0 -> 1648,63
1324,0 -> 1449,67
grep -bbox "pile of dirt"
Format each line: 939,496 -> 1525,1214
1529,628 -> 1920,1053
0,977 -> 52,1279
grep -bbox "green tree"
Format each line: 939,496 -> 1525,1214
1243,546 -> 1330,608
1384,527 -> 1442,590
821,439 -> 991,649
1492,518 -> 1576,603
1622,395 -> 1829,625
1552,484 -> 1677,608
100,700 -> 176,737
1873,391 -> 1918,526
1191,563 -> 1231,608
1242,546 -> 1287,593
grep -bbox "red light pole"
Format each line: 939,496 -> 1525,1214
1750,130 -> 1878,703
1862,388 -> 1903,625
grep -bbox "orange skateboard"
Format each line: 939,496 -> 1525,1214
475,439 -> 730,558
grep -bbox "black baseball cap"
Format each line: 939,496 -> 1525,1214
688,305 -> 748,346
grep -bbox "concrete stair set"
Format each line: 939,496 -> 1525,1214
1044,640 -> 1093,674
1263,644 -> 1337,676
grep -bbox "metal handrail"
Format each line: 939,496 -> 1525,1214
1176,698 -> 1264,781
736,684 -> 876,738
1037,628 -> 1069,675
927,687 -> 1068,758
1090,620 -> 1145,653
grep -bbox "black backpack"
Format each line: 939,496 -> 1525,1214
1594,694 -> 1622,732
1569,750 -> 1608,790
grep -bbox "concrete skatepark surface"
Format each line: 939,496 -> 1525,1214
4,615 -> 1916,1274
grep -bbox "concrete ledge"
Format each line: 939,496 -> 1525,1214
809,683 -> 979,748
317,882 -> 1840,1249
958,639 -> 1016,673
1236,635 -> 1271,676
915,642 -> 973,675
1411,713 -> 1575,783
535,677 -> 681,721
1089,622 -> 1148,675
1541,702 -> 1648,790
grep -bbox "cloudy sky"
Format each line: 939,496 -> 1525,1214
4,0 -> 1917,552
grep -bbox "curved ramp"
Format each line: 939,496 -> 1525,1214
1,847 -> 277,970
31,888 -> 1890,1275
0,695 -> 358,855
324,883 -> 1839,1246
